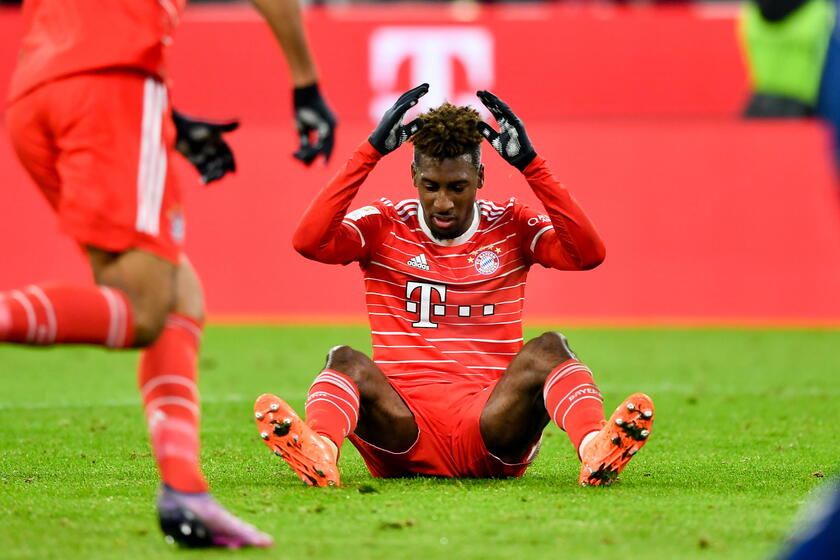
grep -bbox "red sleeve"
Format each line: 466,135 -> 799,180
519,156 -> 606,270
292,141 -> 385,265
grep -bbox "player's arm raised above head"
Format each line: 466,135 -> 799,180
249,0 -> 336,166
292,84 -> 430,263
477,90 -> 604,270
292,143 -> 385,264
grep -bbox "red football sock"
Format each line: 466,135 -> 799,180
543,359 -> 605,456
0,284 -> 134,347
304,369 -> 360,451
138,314 -> 208,493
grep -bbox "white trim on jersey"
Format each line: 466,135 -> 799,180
425,337 -> 524,343
391,232 -> 432,249
416,202 -> 481,247
135,78 -> 168,236
476,216 -> 515,235
441,350 -> 518,356
365,291 -> 405,301
368,260 -> 526,286
367,301 -> 522,319
448,281 -> 527,294
342,220 -> 366,247
375,359 -> 459,364
530,225 -> 553,253
373,344 -> 438,349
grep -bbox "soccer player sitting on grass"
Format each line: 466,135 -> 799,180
255,84 -> 654,487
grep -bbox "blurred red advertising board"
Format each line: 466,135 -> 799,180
1,4 -> 839,324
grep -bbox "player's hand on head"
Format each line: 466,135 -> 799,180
475,90 -> 537,171
172,110 -> 239,185
293,83 -> 337,166
368,83 -> 429,155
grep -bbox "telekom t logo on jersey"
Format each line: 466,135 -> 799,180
369,27 -> 495,122
405,281 -> 447,328
405,281 -> 496,328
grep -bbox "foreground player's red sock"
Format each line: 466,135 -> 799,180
304,369 -> 360,451
139,314 -> 208,494
543,359 -> 605,457
0,284 -> 134,347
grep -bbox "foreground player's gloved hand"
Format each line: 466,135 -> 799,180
475,90 -> 537,171
368,83 -> 429,155
172,110 -> 239,184
293,83 -> 337,166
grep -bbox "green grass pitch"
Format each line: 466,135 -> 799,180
1,325 -> 838,560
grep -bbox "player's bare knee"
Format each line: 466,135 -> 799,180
171,256 -> 205,323
324,345 -> 373,382
130,298 -> 171,346
515,332 -> 576,384
528,331 -> 574,361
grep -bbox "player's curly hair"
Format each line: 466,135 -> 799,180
410,102 -> 483,168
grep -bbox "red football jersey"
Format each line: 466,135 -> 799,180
9,0 -> 186,102
294,141 -> 605,393
345,197 -> 547,389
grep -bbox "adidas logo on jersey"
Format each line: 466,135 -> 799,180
407,254 -> 430,271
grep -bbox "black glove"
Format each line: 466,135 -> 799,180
475,90 -> 537,171
368,83 -> 429,155
293,83 -> 337,166
172,110 -> 239,184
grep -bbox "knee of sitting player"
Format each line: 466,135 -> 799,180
325,345 -> 374,383
519,332 -> 576,378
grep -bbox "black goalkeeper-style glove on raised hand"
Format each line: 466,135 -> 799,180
293,83 -> 337,166
172,110 -> 239,184
475,90 -> 537,172
368,83 -> 429,155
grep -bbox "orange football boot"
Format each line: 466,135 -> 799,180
578,392 -> 654,487
254,394 -> 340,487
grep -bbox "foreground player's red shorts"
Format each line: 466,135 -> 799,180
348,381 -> 541,478
6,70 -> 184,264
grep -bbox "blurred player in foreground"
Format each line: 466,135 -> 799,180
255,84 -> 654,487
2,0 -> 336,549
776,478 -> 840,560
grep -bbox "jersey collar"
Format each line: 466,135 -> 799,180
417,202 -> 480,247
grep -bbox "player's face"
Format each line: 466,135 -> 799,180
412,154 -> 484,240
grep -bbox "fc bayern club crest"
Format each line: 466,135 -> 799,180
474,249 -> 500,275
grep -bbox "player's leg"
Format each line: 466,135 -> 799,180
309,345 -> 418,453
148,257 -> 272,548
255,345 -> 417,486
480,331 -> 653,486
480,332 -> 600,461
1,73 -> 181,350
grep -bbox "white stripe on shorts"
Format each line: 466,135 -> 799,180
135,78 -> 168,236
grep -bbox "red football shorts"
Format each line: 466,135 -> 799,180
348,381 -> 541,478
6,70 -> 184,264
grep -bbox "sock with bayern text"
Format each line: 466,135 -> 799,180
304,369 -> 360,453
543,359 -> 605,458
